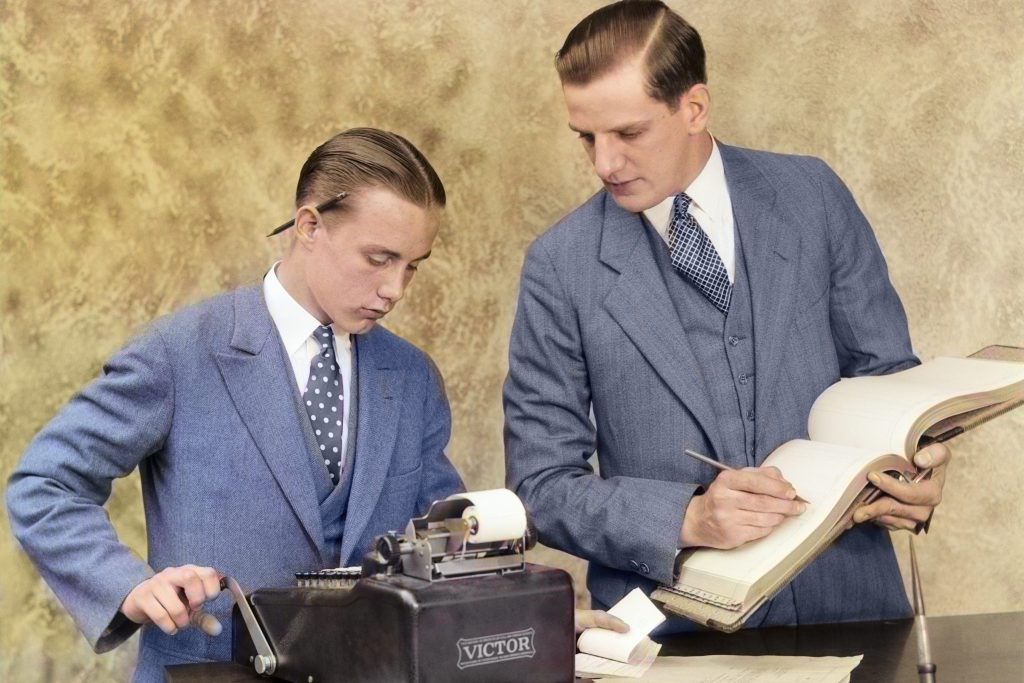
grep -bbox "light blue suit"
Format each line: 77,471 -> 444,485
504,143 -> 917,629
7,284 -> 464,680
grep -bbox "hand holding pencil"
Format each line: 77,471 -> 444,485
678,449 -> 807,550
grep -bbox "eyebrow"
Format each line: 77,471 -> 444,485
364,246 -> 433,262
568,121 -> 648,135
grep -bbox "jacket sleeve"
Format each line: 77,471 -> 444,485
503,238 -> 692,586
6,329 -> 175,652
814,158 -> 919,377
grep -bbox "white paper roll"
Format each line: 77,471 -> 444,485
448,488 -> 527,543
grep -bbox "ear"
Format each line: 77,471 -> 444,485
678,83 -> 710,134
293,205 -> 323,248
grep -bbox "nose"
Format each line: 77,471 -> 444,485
593,136 -> 624,180
377,267 -> 408,305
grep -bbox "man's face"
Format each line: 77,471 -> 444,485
303,186 -> 438,335
562,57 -> 705,213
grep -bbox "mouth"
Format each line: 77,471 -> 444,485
605,178 -> 638,194
361,308 -> 388,320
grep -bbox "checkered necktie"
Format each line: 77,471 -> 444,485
303,325 -> 344,485
666,193 -> 732,314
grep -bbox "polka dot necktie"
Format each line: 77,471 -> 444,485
303,325 -> 345,485
667,193 -> 732,314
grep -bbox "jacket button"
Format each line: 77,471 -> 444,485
747,409 -> 755,421
739,374 -> 748,384
639,563 -> 651,575
728,335 -> 740,346
629,560 -> 640,571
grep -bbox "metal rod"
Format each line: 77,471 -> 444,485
909,537 -> 937,682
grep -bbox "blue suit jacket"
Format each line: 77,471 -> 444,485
504,143 -> 917,628
7,284 -> 464,680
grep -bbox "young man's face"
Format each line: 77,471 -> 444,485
302,186 -> 438,335
562,57 -> 707,213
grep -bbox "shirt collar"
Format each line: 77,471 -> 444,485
642,136 -> 727,231
263,262 -> 324,356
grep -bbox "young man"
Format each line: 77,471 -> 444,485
504,0 -> 949,629
7,128 -> 464,680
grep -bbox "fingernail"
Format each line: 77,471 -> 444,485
916,451 -> 933,467
788,489 -> 797,500
868,472 -> 880,485
799,503 -> 808,513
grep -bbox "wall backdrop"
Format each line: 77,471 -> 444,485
2,1 -> 1022,680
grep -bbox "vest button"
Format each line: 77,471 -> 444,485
746,409 -> 755,421
739,374 -> 748,384
728,335 -> 740,346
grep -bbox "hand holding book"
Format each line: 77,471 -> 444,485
853,441 -> 949,532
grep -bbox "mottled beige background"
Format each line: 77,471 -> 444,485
2,0 -> 1022,679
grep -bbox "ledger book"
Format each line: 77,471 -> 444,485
652,346 -> 1024,632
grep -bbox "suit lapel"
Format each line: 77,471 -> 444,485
215,286 -> 327,564
599,194 -> 725,453
339,328 -> 402,560
720,145 -> 801,446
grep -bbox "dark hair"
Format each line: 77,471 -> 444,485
555,0 -> 706,109
295,128 -> 446,211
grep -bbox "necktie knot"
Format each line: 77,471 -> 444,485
316,325 -> 334,359
672,192 -> 694,217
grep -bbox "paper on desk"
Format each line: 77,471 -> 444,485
575,588 -> 667,678
597,654 -> 863,682
575,638 -> 660,678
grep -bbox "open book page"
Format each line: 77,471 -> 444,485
808,357 -> 1024,455
575,588 -> 665,678
673,440 -> 905,606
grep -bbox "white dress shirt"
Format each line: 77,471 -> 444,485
642,137 -> 736,283
263,264 -> 353,464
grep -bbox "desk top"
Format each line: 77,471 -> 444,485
657,611 -> 1022,682
166,612 -> 1023,683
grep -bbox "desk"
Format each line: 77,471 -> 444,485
166,612 -> 1023,682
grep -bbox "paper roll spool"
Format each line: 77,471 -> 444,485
450,488 -> 527,543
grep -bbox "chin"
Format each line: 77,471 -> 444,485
610,194 -> 655,214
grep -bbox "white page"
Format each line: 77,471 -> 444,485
808,357 -> 1024,454
577,588 -> 667,664
575,638 -> 660,678
598,654 -> 862,682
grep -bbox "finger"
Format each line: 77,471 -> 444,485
718,468 -> 798,500
913,442 -> 951,469
853,497 -> 932,525
756,466 -> 786,481
734,509 -> 787,529
151,580 -> 191,631
139,592 -> 179,635
591,611 -> 630,633
177,572 -> 210,611
195,567 -> 223,601
735,492 -> 806,517
872,515 -> 919,531
190,610 -> 223,637
867,472 -> 942,506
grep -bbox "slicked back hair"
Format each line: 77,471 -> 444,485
295,128 -> 446,213
555,0 -> 706,110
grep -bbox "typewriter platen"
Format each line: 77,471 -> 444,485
229,489 -> 575,683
